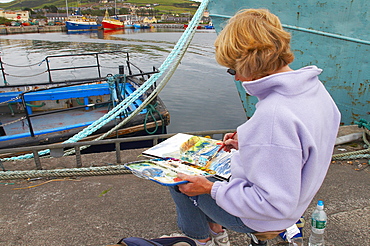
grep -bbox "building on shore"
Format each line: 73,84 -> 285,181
43,13 -> 68,24
0,9 -> 29,22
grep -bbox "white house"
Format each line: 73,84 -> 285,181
0,10 -> 29,22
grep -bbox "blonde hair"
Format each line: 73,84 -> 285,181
214,9 -> 294,80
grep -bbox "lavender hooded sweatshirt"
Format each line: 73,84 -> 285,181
211,66 -> 340,232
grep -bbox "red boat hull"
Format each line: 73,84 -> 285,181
102,20 -> 124,29
183,24 -> 202,29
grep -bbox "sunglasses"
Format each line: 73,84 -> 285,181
227,68 -> 236,76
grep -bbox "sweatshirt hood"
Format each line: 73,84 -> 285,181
242,66 -> 323,99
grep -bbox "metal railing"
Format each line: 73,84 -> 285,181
0,51 -> 160,140
0,129 -> 235,171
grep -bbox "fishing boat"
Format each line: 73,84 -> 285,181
0,52 -> 170,150
207,0 -> 369,125
133,23 -> 151,29
102,10 -> 124,29
65,15 -> 102,31
124,20 -> 134,29
183,24 -> 202,29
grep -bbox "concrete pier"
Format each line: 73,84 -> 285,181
0,126 -> 369,245
0,25 -> 66,35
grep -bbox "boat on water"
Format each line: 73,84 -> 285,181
207,0 -> 369,125
124,20 -> 134,29
65,15 -> 102,31
133,23 -> 151,29
0,52 -> 169,150
102,10 -> 124,30
183,24 -> 202,29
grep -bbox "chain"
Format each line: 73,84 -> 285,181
0,96 -> 20,105
1,59 -> 46,68
5,70 -> 47,77
1,116 -> 26,127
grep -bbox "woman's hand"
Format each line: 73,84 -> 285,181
222,132 -> 238,152
177,173 -> 214,196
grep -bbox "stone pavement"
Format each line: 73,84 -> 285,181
0,126 -> 369,246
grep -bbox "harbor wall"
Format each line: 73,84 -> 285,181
0,25 -> 66,34
0,24 -> 184,35
151,23 -> 183,28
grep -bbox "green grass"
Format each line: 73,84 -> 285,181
0,0 -> 200,15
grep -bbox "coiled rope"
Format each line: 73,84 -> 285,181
1,0 -> 210,162
332,119 -> 370,160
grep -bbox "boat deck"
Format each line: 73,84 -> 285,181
0,82 -> 147,142
1,107 -> 110,139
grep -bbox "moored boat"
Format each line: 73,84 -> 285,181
124,21 -> 134,29
65,15 -> 102,31
207,0 -> 369,125
133,23 -> 150,29
102,19 -> 124,29
183,24 -> 202,29
0,52 -> 169,150
102,10 -> 124,29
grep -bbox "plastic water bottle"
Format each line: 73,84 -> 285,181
308,200 -> 327,246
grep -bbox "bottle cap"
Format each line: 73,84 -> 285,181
318,200 -> 324,206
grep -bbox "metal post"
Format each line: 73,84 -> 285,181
0,57 -> 8,85
126,60 -> 132,75
46,57 -> 52,83
75,146 -> 82,168
21,94 -> 35,137
119,65 -> 124,74
95,54 -> 101,78
32,150 -> 42,170
115,142 -> 121,164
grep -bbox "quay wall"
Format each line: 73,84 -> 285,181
0,25 -> 66,35
151,23 -> 184,28
0,24 -> 184,35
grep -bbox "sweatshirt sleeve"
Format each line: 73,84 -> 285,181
210,144 -> 303,221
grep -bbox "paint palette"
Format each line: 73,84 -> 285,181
124,159 -> 214,186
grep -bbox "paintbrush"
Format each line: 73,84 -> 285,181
206,131 -> 237,165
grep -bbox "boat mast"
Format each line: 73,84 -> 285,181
65,0 -> 68,17
115,0 -> 117,16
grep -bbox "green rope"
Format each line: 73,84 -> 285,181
355,119 -> 370,130
76,98 -> 85,105
144,102 -> 165,134
26,102 -> 45,108
7,103 -> 14,115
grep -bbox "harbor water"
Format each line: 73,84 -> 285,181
0,28 -> 247,134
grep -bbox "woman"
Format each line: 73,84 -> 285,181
168,9 -> 340,246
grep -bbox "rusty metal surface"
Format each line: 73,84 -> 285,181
208,0 -> 369,124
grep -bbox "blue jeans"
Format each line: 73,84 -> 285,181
169,178 -> 255,240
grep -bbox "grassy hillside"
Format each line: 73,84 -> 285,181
0,0 -> 199,15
